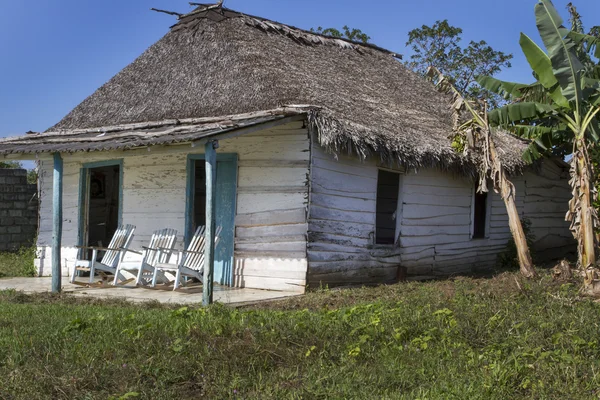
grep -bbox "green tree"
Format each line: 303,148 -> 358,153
310,26 -> 371,43
406,20 -> 513,107
0,161 -> 22,169
478,0 -> 600,294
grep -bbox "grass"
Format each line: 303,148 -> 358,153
1,271 -> 600,399
0,246 -> 37,278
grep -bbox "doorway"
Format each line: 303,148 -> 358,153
186,154 -> 238,286
79,161 -> 123,259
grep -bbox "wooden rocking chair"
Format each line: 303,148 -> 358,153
152,225 -> 222,290
113,228 -> 178,286
71,224 -> 136,284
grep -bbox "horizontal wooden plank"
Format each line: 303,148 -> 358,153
237,186 -> 307,194
235,241 -> 307,253
402,204 -> 470,219
311,154 -> 378,179
308,232 -> 371,248
400,225 -> 470,236
400,234 -> 471,248
236,208 -> 306,227
238,166 -> 307,188
238,159 -> 309,168
310,205 -> 374,225
311,193 -> 376,213
235,250 -> 306,259
235,275 -> 306,292
308,219 -> 373,239
400,214 -> 471,226
236,223 -> 307,238
237,193 -> 307,214
236,235 -> 307,244
311,165 -> 377,194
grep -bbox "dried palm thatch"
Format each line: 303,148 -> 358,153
11,4 -> 529,174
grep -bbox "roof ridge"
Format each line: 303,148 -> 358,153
172,3 -> 402,59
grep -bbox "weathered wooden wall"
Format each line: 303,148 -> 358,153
35,121 -> 309,292
306,142 -> 575,287
522,161 -> 575,260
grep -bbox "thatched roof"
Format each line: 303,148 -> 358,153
16,4 -> 529,173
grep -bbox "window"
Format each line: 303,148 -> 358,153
376,170 -> 400,245
472,191 -> 488,239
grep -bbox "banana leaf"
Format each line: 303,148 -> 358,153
535,0 -> 584,106
488,102 -> 555,126
568,31 -> 600,59
476,76 -> 528,100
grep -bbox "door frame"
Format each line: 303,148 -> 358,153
77,159 -> 124,248
185,153 -> 238,286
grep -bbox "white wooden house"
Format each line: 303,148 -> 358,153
0,5 -> 575,292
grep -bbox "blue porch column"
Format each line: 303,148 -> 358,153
203,140 -> 218,306
52,152 -> 63,293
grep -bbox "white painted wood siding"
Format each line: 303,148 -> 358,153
36,121 -> 310,293
307,142 -> 575,286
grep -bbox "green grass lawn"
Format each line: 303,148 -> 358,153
1,271 -> 600,399
0,247 -> 37,278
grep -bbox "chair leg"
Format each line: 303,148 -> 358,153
136,264 -> 146,286
70,264 -> 77,283
174,268 -> 182,290
88,250 -> 98,284
151,267 -> 160,288
113,265 -> 122,286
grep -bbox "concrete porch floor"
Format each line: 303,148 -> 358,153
0,277 -> 302,305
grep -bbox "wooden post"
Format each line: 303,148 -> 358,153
203,140 -> 218,306
52,153 -> 63,293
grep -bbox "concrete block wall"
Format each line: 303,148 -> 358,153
0,169 -> 38,251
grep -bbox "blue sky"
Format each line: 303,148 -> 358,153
1,0 -> 599,140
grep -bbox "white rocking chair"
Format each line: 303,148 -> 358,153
152,225 -> 222,290
71,224 -> 136,284
113,228 -> 178,286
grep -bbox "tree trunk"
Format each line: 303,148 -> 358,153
576,151 -> 596,268
489,141 -> 537,278
570,140 -> 600,295
500,174 -> 537,278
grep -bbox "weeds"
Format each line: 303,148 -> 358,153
0,246 -> 37,278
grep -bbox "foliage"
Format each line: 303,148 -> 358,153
478,1 -> 600,164
406,20 -> 513,107
478,0 -> 600,275
310,26 -> 371,43
26,169 -> 38,185
0,272 -> 599,398
0,247 -> 37,278
498,218 -> 537,269
0,161 -> 22,169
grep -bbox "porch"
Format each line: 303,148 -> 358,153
0,277 -> 301,305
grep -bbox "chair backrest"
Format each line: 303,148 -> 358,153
182,225 -> 222,272
144,228 -> 178,266
103,224 -> 136,268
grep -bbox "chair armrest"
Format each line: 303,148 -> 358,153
122,248 -> 142,255
75,245 -> 121,252
142,246 -> 175,253
181,249 -> 205,255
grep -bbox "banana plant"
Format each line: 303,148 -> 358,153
426,67 -> 537,279
476,0 -> 600,294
